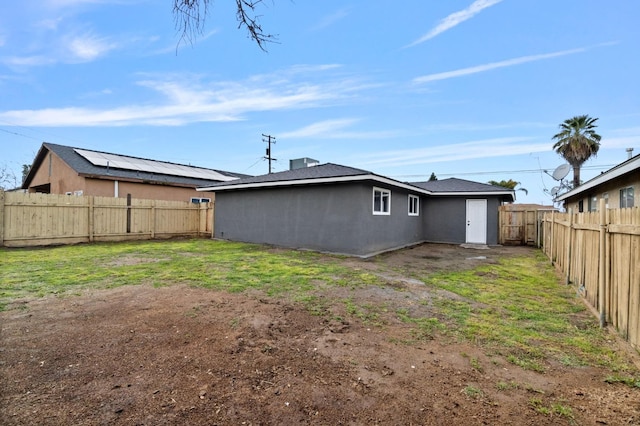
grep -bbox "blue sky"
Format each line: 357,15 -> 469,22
1,0 -> 639,204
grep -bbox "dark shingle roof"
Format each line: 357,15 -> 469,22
23,143 -> 248,188
201,163 -> 371,188
411,178 -> 511,193
199,166 -> 515,202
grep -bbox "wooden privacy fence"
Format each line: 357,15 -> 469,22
0,190 -> 213,247
541,200 -> 640,350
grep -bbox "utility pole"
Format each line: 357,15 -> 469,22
262,134 -> 276,173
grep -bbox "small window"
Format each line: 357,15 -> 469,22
620,187 -> 635,208
373,187 -> 391,215
191,197 -> 211,204
603,192 -> 609,209
588,195 -> 598,212
408,195 -> 419,216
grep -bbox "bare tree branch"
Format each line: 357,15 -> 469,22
235,0 -> 278,51
173,0 -> 278,51
0,164 -> 18,191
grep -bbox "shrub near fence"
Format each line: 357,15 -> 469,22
0,190 -> 213,247
541,200 -> 640,351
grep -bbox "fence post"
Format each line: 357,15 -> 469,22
598,198 -> 606,327
566,208 -> 573,285
549,210 -> 555,264
88,196 -> 94,242
0,189 -> 4,247
150,200 -> 156,239
126,194 -> 132,234
605,207 -> 612,326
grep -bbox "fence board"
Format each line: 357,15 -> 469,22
542,206 -> 640,349
629,236 -> 640,349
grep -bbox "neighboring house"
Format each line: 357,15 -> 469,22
198,163 -> 514,257
555,153 -> 640,212
22,143 -> 245,203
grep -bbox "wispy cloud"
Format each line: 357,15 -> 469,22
279,119 -> 403,140
0,67 -> 363,127
310,8 -> 351,31
65,32 -> 117,61
45,0 -> 120,7
279,119 -> 360,138
3,55 -> 56,67
358,137 -> 550,168
2,31 -> 117,67
413,46 -> 596,84
406,0 -> 502,48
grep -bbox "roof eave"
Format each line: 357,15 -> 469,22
555,155 -> 640,202
79,173 -> 200,188
198,174 -> 434,195
22,143 -> 50,188
429,190 -> 515,200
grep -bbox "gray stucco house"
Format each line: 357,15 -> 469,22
198,163 -> 514,257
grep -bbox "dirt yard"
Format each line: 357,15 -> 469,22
1,243 -> 639,425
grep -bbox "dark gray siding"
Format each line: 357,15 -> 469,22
214,182 -> 424,256
422,196 -> 501,245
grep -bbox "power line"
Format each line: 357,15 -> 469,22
0,127 -> 41,141
392,164 -> 616,179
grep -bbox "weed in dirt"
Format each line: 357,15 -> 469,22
470,357 -> 483,372
529,398 -> 551,414
295,294 -> 328,316
506,353 -> 545,373
396,308 -> 443,341
604,374 -> 640,388
462,385 -> 483,399
342,298 -> 383,325
529,398 -> 574,420
496,381 -> 519,391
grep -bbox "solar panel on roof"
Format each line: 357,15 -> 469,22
74,148 -> 237,181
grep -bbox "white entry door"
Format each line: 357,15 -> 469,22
466,199 -> 487,244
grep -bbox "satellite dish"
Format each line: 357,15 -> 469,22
550,186 -> 560,196
551,164 -> 571,181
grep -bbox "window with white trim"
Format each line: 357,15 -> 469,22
372,187 -> 391,215
408,195 -> 419,216
620,187 -> 634,208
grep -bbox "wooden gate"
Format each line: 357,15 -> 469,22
499,205 -> 556,246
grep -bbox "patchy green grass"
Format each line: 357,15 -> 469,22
416,251 -> 632,373
0,239 -> 377,311
1,239 -> 637,380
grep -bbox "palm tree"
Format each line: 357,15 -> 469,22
488,179 -> 528,195
552,115 -> 602,188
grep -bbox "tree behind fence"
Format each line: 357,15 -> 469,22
0,191 -> 213,247
541,203 -> 640,351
